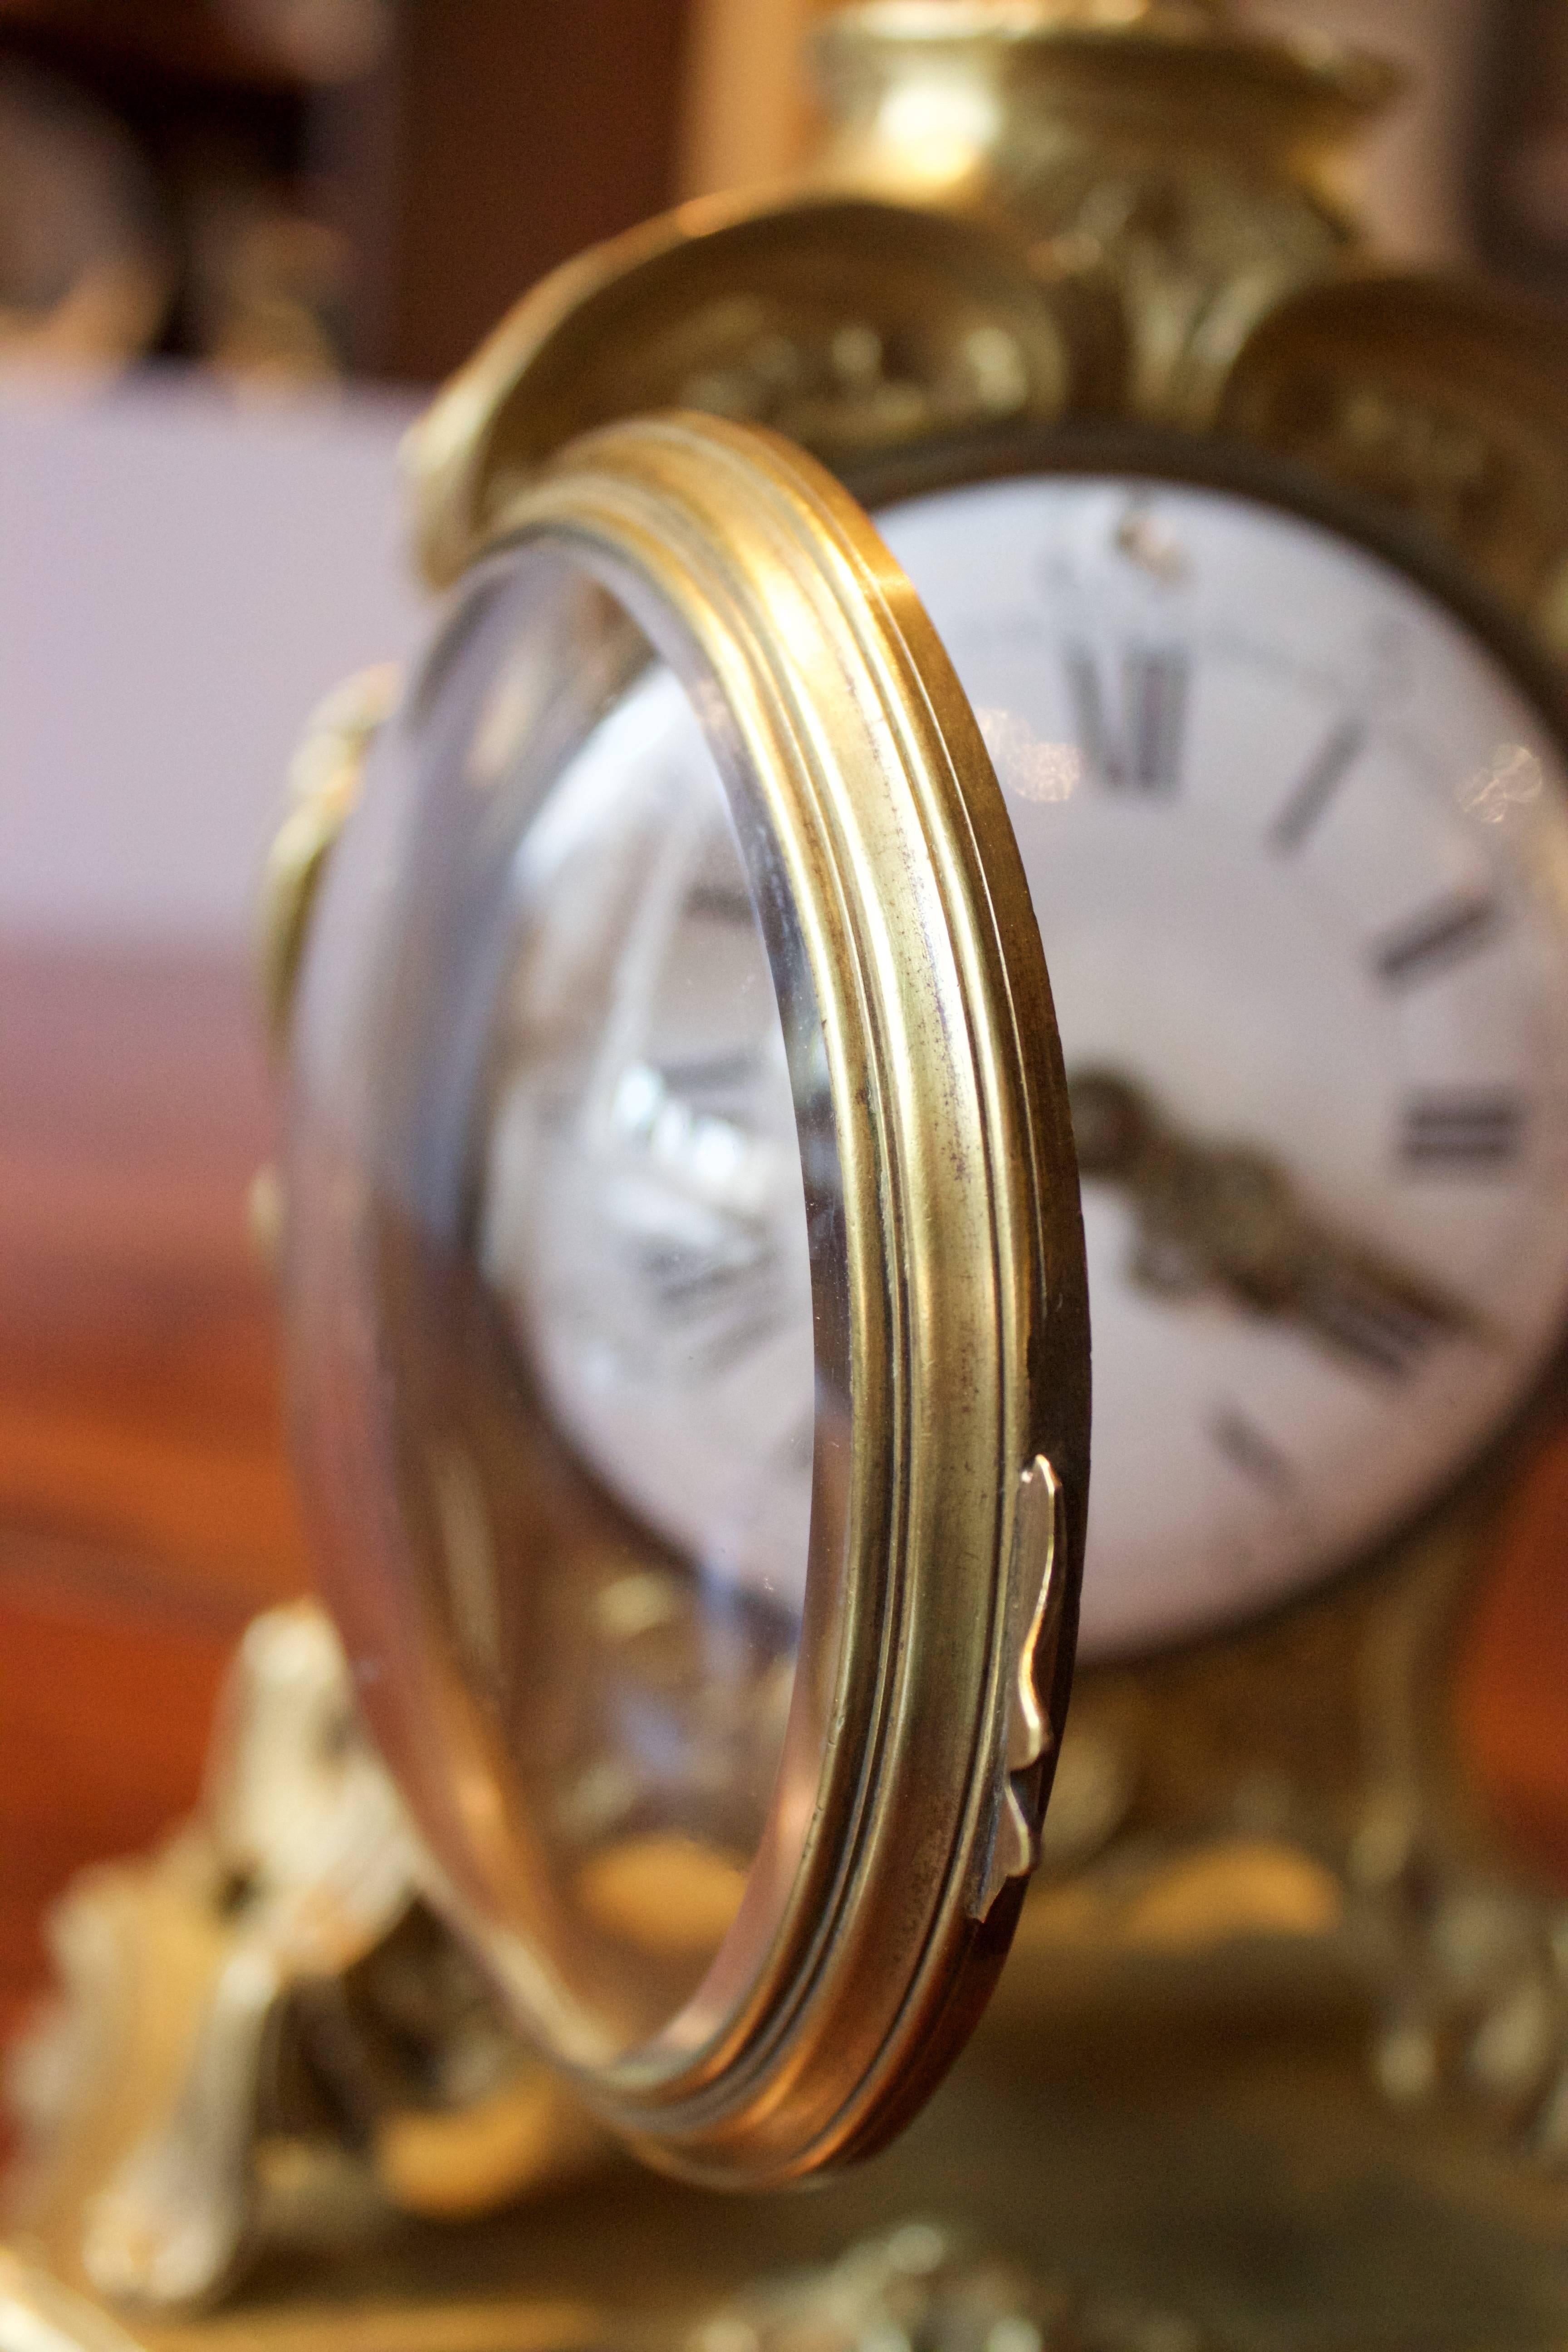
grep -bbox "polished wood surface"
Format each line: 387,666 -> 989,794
0,944 -> 308,2056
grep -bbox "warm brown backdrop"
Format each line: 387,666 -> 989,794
0,0 -> 696,382
0,946 -> 308,2059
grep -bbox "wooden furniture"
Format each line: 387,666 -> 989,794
0,0 -> 695,382
0,945 -> 307,2063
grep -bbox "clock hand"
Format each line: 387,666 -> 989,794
1068,1068 -> 1486,1377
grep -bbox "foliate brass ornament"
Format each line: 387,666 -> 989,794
808,0 -> 1401,425
1217,271 -> 1568,659
406,191 -> 1127,589
401,0 -> 1403,578
408,0 -> 1398,592
252,664 -> 401,1270
686,2218 -> 1234,2352
1348,1553 -> 1568,2172
1007,1465 -> 1568,2186
400,0 -> 1568,678
804,3 -> 1568,659
2,1604 -> 600,2313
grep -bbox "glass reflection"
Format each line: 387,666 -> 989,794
288,544 -> 826,2054
474,655 -> 813,1980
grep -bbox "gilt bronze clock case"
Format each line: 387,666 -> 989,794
272,0 -> 1568,2220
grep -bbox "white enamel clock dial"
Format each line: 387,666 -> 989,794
879,471 -> 1568,1660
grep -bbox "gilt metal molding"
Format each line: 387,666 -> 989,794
1004,1477 -> 1568,2189
404,189 -> 1128,590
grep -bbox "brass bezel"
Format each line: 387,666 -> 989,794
285,412 -> 1089,2185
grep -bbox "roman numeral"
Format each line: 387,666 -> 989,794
1401,1090 -> 1526,1171
684,882 -> 755,925
637,1228 -> 788,1378
1064,642 -> 1189,793
1308,1288 -> 1441,1380
657,1049 -> 757,1097
1208,1406 -> 1296,1495
1371,892 -> 1503,987
1268,718 -> 1364,854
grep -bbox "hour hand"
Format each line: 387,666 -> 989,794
1278,1213 -> 1486,1376
1068,1068 -> 1485,1377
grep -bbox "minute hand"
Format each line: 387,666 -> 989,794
1068,1069 -> 1486,1378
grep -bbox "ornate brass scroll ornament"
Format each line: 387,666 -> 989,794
2,1606 -> 605,2311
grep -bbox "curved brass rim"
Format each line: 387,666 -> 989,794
361,412 -> 1089,2182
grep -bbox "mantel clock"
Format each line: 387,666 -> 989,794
272,0 -> 1568,2225
14,3 -> 1568,2343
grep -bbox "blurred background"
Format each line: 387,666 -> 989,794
3,0 -> 1567,2120
7,0 -> 1568,997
